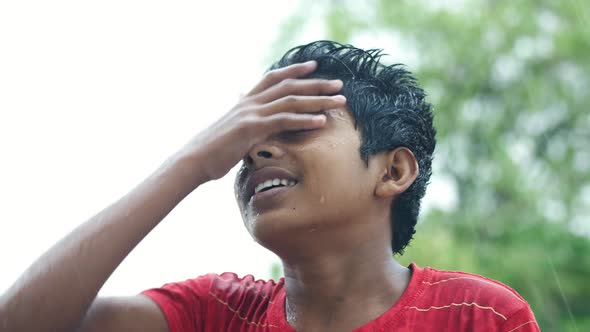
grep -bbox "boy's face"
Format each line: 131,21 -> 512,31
234,107 -> 387,252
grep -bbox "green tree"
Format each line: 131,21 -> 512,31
273,1 -> 590,330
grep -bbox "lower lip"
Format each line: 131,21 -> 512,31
250,184 -> 296,206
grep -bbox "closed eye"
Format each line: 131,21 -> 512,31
278,128 -> 318,142
278,110 -> 327,142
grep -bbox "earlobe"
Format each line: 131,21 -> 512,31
375,147 -> 419,199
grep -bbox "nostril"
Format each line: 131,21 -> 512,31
257,151 -> 272,158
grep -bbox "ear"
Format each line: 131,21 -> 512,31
374,147 -> 419,199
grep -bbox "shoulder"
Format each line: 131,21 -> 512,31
403,264 -> 539,331
207,272 -> 284,307
149,272 -> 283,304
420,267 -> 530,320
419,265 -> 529,318
141,273 -> 285,331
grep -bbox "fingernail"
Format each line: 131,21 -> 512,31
305,60 -> 317,67
332,95 -> 346,102
313,114 -> 327,122
331,79 -> 343,86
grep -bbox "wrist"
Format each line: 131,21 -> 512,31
159,150 -> 210,194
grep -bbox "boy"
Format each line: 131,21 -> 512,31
0,41 -> 539,331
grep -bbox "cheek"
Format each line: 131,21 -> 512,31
302,147 -> 370,210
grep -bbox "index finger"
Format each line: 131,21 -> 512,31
247,61 -> 317,96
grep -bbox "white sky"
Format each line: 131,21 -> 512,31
0,0 -> 302,296
0,1 -> 458,297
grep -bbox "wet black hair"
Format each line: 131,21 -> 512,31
269,40 -> 436,255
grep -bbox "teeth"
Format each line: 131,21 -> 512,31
254,178 -> 297,194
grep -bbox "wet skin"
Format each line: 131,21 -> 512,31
234,106 -> 419,331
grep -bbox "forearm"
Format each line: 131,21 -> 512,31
0,152 -> 204,332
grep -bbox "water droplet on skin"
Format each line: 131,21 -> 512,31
327,109 -> 347,121
309,228 -> 316,233
330,143 -> 336,149
320,195 -> 325,204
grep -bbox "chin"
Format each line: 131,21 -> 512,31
246,211 -> 328,253
246,209 -> 296,235
250,210 -> 294,231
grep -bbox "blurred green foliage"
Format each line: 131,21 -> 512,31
271,0 -> 590,330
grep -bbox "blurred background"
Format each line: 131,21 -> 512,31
1,1 -> 588,331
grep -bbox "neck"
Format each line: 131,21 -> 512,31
280,242 -> 411,332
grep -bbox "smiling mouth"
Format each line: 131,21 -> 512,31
254,179 -> 298,194
249,181 -> 299,203
241,166 -> 301,205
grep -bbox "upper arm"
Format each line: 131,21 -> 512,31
76,295 -> 169,332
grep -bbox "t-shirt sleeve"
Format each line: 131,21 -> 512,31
140,274 -> 217,332
500,305 -> 540,332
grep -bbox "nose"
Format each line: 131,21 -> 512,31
244,142 -> 286,167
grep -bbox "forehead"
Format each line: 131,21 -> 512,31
324,106 -> 354,127
319,106 -> 361,147
321,107 -> 360,143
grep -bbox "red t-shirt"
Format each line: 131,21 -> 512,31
140,263 -> 539,331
